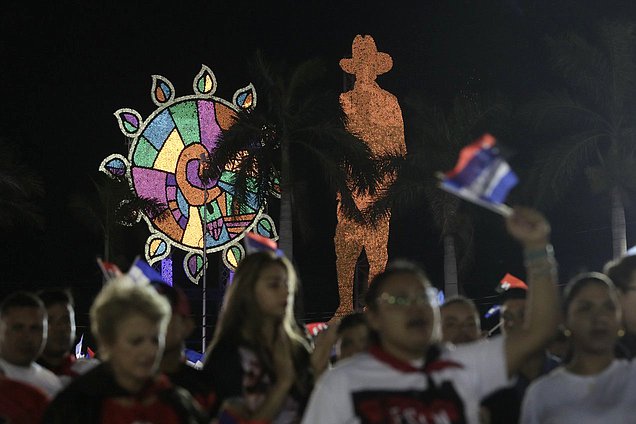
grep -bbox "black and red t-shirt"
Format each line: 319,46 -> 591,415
302,337 -> 508,424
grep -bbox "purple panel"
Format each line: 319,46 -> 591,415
131,167 -> 169,205
123,112 -> 139,127
108,166 -> 126,177
178,215 -> 188,229
186,159 -> 216,189
166,173 -> 176,186
207,217 -> 224,240
188,255 -> 198,276
198,100 -> 221,153
166,186 -> 177,200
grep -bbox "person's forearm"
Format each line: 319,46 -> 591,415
523,243 -> 559,341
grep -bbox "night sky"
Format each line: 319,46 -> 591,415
3,1 -> 636,340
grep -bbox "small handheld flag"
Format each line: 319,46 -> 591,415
497,273 -> 528,293
75,334 -> 84,359
127,256 -> 165,285
244,232 -> 283,257
438,134 -> 517,216
484,304 -> 501,319
97,258 -> 123,281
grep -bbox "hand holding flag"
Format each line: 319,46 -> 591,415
438,134 -> 517,216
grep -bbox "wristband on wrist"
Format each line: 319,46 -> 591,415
524,244 -> 555,263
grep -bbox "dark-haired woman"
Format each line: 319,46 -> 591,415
204,251 -> 335,423
521,272 -> 636,423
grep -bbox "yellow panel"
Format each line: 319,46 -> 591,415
154,128 -> 185,173
150,238 -> 162,255
182,206 -> 203,248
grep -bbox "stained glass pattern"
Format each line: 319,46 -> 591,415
101,65 -> 278,283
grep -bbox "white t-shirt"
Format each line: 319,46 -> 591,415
0,357 -> 63,398
302,337 -> 507,424
521,359 -> 636,424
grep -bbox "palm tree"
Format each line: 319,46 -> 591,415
69,175 -> 167,263
368,94 -> 508,296
0,137 -> 43,231
205,53 -> 380,261
526,20 -> 636,259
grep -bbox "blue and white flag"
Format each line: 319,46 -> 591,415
439,134 -> 518,216
244,232 -> 283,257
128,256 -> 164,285
75,334 -> 84,359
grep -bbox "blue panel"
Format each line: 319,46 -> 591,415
143,109 -> 175,150
176,188 -> 189,218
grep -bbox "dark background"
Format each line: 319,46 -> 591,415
2,1 -> 636,349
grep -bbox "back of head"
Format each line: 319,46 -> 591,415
90,277 -> 171,346
604,255 -> 636,293
150,282 -> 191,317
338,312 -> 368,335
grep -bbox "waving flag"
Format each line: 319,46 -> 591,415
244,232 -> 283,257
75,334 -> 84,359
439,134 -> 517,216
497,272 -> 528,293
97,258 -> 123,281
127,256 -> 165,285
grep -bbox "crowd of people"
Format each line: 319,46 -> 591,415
2,207 -> 636,423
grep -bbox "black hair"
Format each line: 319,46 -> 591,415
563,272 -> 616,313
37,288 -> 74,308
500,287 -> 527,303
150,281 -> 179,310
441,295 -> 478,313
0,292 -> 45,317
603,255 -> 636,293
338,312 -> 367,335
365,260 -> 430,310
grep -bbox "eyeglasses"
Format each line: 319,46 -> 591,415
377,288 -> 439,308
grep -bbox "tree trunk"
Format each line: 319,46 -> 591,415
278,139 -> 293,260
611,186 -> 627,259
443,234 -> 459,297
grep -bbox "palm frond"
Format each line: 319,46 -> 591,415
527,131 -> 605,207
522,90 -> 611,134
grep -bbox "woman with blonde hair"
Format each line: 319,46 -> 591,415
204,250 -> 327,423
44,277 -> 206,423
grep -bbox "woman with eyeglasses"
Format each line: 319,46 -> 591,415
302,207 -> 560,424
521,272 -> 636,423
203,250 -> 336,423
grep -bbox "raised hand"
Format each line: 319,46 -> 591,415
505,207 -> 551,249
310,318 -> 341,377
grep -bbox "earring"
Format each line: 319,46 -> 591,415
618,329 -> 626,337
563,328 -> 571,337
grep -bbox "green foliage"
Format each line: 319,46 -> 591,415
524,20 -> 636,208
205,52 -> 382,239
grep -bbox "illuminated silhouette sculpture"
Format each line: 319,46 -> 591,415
335,35 -> 407,315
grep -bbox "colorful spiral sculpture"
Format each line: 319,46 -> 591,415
100,65 -> 279,283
